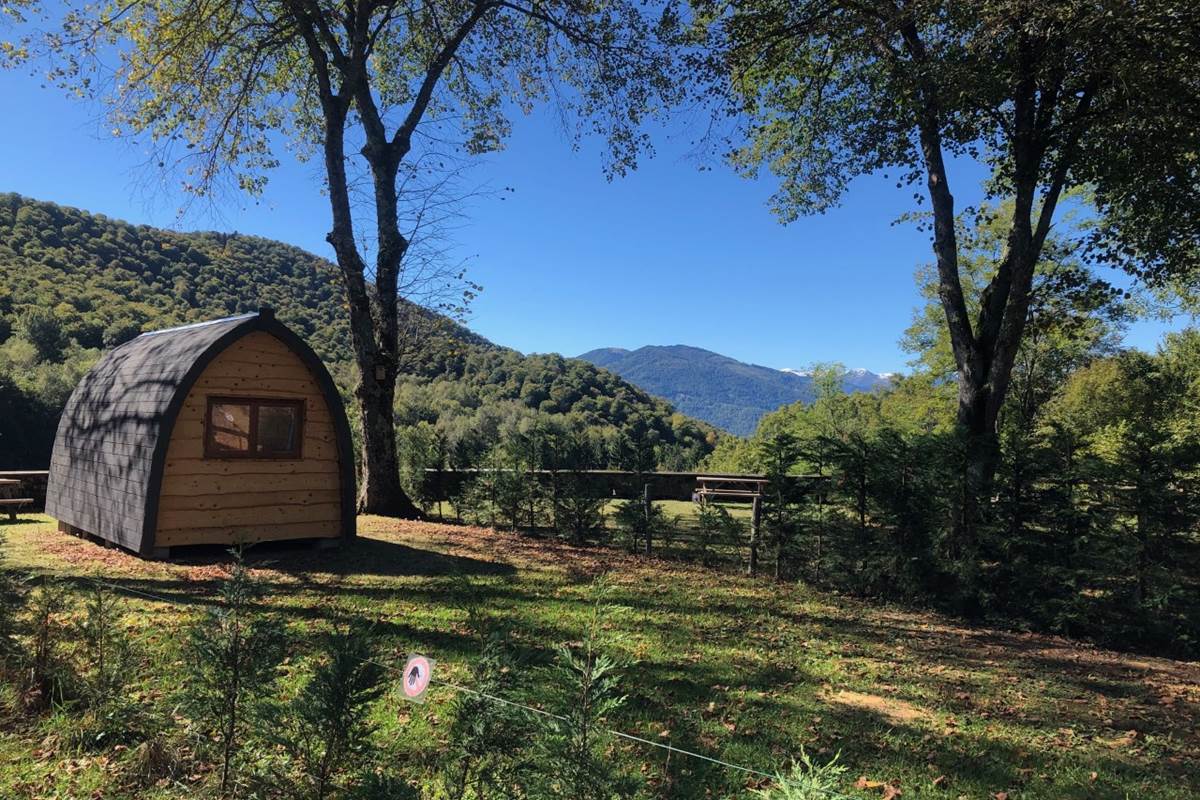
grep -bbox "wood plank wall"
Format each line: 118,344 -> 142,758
155,331 -> 342,546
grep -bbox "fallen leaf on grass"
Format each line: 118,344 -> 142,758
855,777 -> 902,797
1097,729 -> 1139,748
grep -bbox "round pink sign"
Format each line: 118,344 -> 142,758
402,654 -> 434,702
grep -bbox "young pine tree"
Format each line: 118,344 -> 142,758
440,603 -> 532,800
758,433 -> 805,580
0,530 -> 26,669
534,581 -> 637,800
281,625 -> 385,800
76,581 -> 134,708
547,427 -> 607,545
612,495 -> 674,555
71,581 -> 146,748
180,553 -> 285,797
752,749 -> 848,800
24,578 -> 72,710
694,502 -> 745,567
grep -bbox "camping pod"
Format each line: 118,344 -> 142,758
46,309 -> 356,558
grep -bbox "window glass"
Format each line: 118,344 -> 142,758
258,404 -> 300,456
209,402 -> 251,454
205,398 -> 304,459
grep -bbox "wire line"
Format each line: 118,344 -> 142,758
76,575 -> 856,798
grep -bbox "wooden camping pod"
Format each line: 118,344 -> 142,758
46,309 -> 356,557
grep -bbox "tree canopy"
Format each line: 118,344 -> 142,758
697,0 -> 1200,567
35,0 -> 686,515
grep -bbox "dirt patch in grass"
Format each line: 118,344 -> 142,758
825,690 -> 933,726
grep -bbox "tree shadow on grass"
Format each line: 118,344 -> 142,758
159,534 -> 516,580
772,607 -> 1200,761
53,572 -> 490,660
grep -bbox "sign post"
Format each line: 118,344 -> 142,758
401,654 -> 435,703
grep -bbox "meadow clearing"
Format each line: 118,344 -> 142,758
2,514 -> 1198,799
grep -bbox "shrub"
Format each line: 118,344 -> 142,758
750,749 -> 848,799
533,581 -> 638,800
280,625 -> 386,800
178,552 -> 286,797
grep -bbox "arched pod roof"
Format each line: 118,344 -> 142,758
46,309 -> 356,555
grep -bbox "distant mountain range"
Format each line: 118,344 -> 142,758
577,345 -> 894,436
781,367 -> 898,394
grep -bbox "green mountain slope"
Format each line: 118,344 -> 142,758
0,192 -> 351,361
0,193 -> 717,469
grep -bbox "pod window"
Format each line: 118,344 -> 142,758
205,397 -> 304,458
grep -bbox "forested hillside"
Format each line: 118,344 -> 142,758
0,194 -> 717,469
0,192 -> 352,361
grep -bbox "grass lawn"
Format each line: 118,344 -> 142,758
2,513 -> 1199,799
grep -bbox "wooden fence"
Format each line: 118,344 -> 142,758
420,469 -> 830,576
420,468 -> 826,503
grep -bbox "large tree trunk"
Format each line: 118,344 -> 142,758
291,2 -> 497,521
891,14 -> 1099,613
953,378 -> 1001,559
304,54 -> 422,519
904,19 -> 1042,580
357,372 -> 420,517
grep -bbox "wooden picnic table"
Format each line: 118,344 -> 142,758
692,475 -> 768,576
694,475 -> 769,501
0,477 -> 33,521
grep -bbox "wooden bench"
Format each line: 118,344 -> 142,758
0,497 -> 33,521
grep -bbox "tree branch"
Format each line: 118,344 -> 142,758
895,10 -> 976,376
390,0 -> 496,156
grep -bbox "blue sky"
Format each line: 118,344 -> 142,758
0,68 -> 1187,373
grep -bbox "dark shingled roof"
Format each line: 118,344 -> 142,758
46,310 -> 356,556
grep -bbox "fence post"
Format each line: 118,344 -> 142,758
643,482 -> 652,556
748,495 -> 761,577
